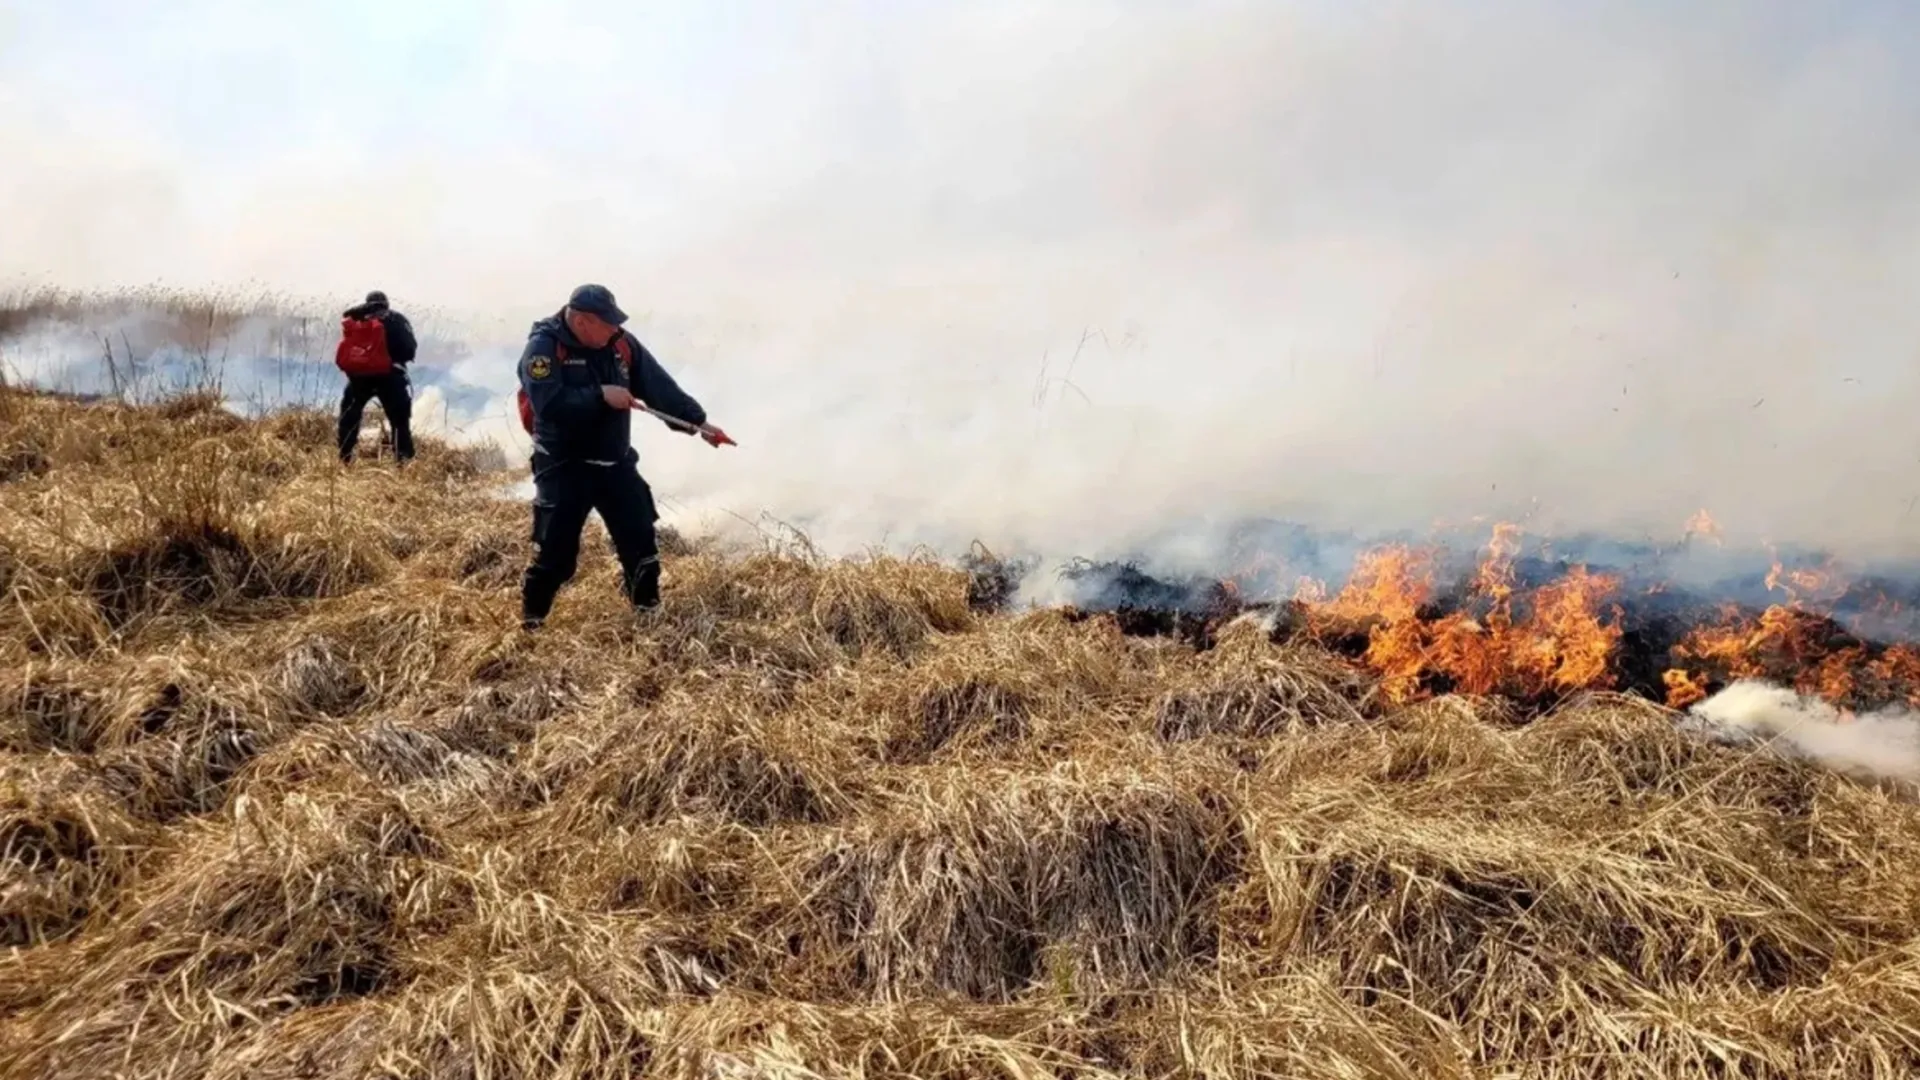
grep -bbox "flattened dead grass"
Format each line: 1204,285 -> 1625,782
0,753 -> 155,947
786,757 -> 1242,1003
1153,618 -> 1377,743
2,388 -> 1919,1078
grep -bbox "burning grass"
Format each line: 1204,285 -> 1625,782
4,386 -> 1920,1077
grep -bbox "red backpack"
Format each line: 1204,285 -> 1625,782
517,335 -> 633,434
335,316 -> 393,377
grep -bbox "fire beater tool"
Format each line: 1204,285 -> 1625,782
635,402 -> 737,447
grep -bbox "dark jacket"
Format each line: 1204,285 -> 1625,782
517,310 -> 707,464
343,302 -> 419,368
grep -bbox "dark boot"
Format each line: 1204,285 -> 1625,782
626,556 -> 662,611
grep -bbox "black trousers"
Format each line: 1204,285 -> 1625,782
522,457 -> 663,622
337,370 -> 414,462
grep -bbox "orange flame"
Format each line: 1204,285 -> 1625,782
1260,518 -> 1906,713
1764,556 -> 1847,608
1302,525 -> 1623,705
1663,668 -> 1710,709
1682,509 -> 1723,546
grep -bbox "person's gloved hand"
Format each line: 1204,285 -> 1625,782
698,423 -> 736,448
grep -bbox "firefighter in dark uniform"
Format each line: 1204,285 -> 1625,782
336,289 -> 419,463
517,284 -> 732,629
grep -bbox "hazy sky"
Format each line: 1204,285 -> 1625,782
5,1 -> 1920,567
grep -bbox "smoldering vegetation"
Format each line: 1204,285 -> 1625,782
986,523 -> 1920,719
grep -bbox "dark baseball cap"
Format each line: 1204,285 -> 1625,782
567,283 -> 627,325
364,290 -> 388,306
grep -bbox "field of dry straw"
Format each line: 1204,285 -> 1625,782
1,381 -> 1918,1080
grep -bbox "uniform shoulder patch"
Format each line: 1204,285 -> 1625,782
528,355 -> 553,379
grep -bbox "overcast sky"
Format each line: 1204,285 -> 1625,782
5,1 -> 1919,566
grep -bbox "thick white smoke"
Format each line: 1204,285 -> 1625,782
5,1 -> 1920,570
1685,680 -> 1920,789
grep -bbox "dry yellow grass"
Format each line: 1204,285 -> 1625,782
1,382 -> 1918,1079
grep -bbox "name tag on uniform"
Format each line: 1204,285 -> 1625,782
562,357 -> 588,366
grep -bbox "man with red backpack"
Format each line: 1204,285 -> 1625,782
516,283 -> 733,629
334,290 -> 419,464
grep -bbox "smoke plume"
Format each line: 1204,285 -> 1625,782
1685,679 -> 1920,788
5,1 -> 1920,572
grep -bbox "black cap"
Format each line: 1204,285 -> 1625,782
567,283 -> 627,326
363,290 -> 389,308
